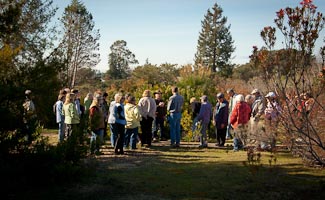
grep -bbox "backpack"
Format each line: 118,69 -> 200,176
23,100 -> 35,115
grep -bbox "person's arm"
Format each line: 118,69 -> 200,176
229,105 -> 238,125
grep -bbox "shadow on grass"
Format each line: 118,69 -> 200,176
6,141 -> 325,200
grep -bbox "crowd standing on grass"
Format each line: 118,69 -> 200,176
48,85 -> 317,156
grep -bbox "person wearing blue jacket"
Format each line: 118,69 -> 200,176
213,93 -> 229,147
197,95 -> 212,148
55,94 -> 65,142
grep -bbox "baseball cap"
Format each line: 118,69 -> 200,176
25,90 -> 32,95
265,92 -> 276,98
251,89 -> 260,94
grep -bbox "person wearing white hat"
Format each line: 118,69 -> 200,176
264,91 -> 282,150
251,89 -> 264,121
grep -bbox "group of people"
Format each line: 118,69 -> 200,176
190,88 -> 283,151
54,88 -> 109,155
23,85 -> 315,155
53,86 -> 184,155
52,86 -> 285,154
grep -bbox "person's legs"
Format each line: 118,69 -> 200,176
233,129 -> 242,151
114,123 -> 125,154
96,129 -> 104,152
226,123 -> 233,139
119,125 -> 125,153
66,124 -> 72,138
156,117 -> 165,140
175,113 -> 182,146
199,122 -> 208,147
124,128 -> 131,148
140,118 -> 147,145
147,117 -> 154,146
220,128 -> 227,146
110,123 -> 117,147
58,121 -> 65,142
130,127 -> 138,149
152,118 -> 158,139
216,128 -> 221,146
169,113 -> 177,145
90,131 -> 97,154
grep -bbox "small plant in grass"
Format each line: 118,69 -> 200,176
244,147 -> 262,175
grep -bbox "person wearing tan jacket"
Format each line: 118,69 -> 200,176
124,95 -> 141,149
138,90 -> 156,147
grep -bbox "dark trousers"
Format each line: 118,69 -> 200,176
153,117 -> 165,139
66,123 -> 79,138
140,116 -> 154,146
114,123 -> 125,154
216,128 -> 227,146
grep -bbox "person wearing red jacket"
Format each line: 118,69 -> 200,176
230,94 -> 251,151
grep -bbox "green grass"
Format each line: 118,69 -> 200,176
31,131 -> 325,200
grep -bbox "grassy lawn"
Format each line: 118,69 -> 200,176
33,131 -> 325,200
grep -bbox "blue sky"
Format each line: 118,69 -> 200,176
54,0 -> 325,72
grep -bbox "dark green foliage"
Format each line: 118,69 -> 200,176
194,3 -> 235,77
0,0 -> 65,155
106,40 -> 139,80
1,130 -> 91,199
0,1 -> 88,181
232,62 -> 260,82
131,62 -> 179,85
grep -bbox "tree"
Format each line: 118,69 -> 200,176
250,0 -> 325,166
106,40 -> 138,80
0,0 -> 64,153
60,0 -> 100,88
194,3 -> 235,77
131,62 -> 178,85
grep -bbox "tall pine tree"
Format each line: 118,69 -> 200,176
194,3 -> 235,77
107,40 -> 138,80
60,0 -> 100,88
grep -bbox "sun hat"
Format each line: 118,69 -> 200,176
265,92 -> 276,98
216,93 -> 224,99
